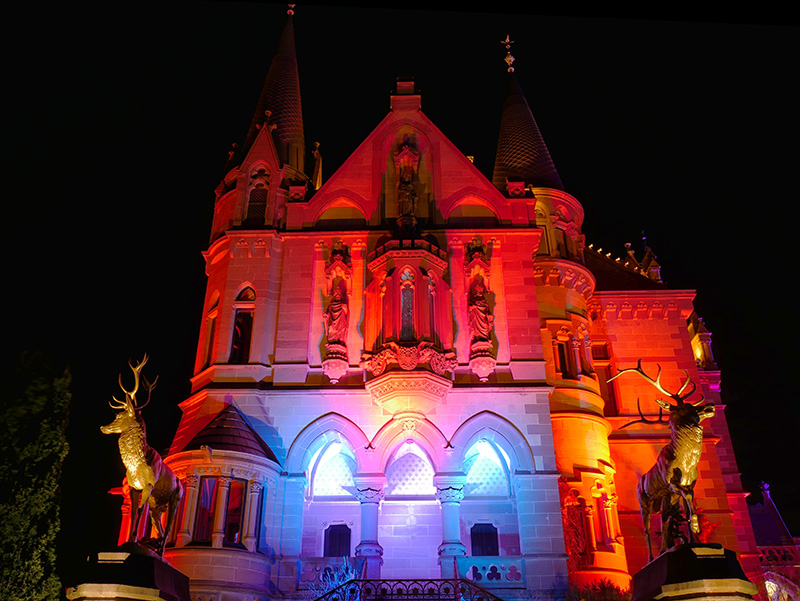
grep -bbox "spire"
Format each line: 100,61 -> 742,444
492,36 -> 563,192
243,5 -> 306,174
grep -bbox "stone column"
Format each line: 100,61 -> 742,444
211,477 -> 231,548
584,504 -> 598,552
243,481 -> 264,552
261,480 -> 278,558
354,478 -> 385,579
176,474 -> 198,547
435,479 -> 466,579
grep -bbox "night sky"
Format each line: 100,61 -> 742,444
5,3 -> 798,583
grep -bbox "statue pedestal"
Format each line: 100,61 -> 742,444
65,544 -> 190,601
631,544 -> 757,601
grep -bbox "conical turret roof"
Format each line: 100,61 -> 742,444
492,74 -> 563,192
242,10 -> 305,173
184,404 -> 278,463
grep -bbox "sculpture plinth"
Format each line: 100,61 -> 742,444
66,544 -> 190,601
631,544 -> 756,601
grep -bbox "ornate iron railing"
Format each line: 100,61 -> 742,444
314,579 -> 507,601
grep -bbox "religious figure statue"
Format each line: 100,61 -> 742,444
101,355 -> 183,556
324,281 -> 349,345
609,360 -> 716,561
468,276 -> 493,343
397,169 -> 417,217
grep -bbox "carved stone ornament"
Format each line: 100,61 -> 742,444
322,342 -> 348,384
394,140 -> 420,220
355,487 -> 385,503
436,486 -> 465,503
361,341 -> 456,377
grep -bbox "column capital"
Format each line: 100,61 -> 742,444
355,487 -> 385,503
435,486 -> 465,503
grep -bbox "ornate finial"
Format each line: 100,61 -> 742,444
287,4 -> 295,16
501,35 -> 515,72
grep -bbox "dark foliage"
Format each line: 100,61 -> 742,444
0,352 -> 71,601
567,579 -> 631,601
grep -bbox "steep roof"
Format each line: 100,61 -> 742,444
492,74 -> 563,192
184,404 -> 278,463
584,246 -> 665,291
748,483 -> 795,546
241,9 -> 305,173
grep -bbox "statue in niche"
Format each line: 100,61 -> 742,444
394,138 -> 420,222
397,169 -> 417,217
468,276 -> 493,343
324,280 -> 349,346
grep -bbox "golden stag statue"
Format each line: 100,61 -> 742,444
610,360 -> 716,561
101,355 -> 183,556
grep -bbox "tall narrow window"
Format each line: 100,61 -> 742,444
399,268 -> 415,342
471,523 -> 499,556
223,479 -> 246,547
245,186 -> 268,227
229,287 -> 256,364
193,477 -> 219,545
557,340 -> 577,379
323,524 -> 351,557
203,305 -> 218,370
229,310 -> 253,363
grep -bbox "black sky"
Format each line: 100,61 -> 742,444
5,2 -> 799,582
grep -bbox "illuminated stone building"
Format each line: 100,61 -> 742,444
139,9 -> 766,601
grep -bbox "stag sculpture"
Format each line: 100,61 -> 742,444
609,360 -> 716,561
101,355 -> 183,556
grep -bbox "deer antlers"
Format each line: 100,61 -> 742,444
110,354 -> 159,412
608,359 -> 705,429
608,359 -> 702,406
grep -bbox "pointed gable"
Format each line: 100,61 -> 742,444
287,80 -> 512,230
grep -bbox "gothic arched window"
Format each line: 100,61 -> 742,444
245,165 -> 270,227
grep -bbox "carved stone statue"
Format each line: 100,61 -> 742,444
397,169 -> 417,217
101,355 -> 183,556
467,277 -> 493,343
609,360 -> 716,561
323,281 -> 349,345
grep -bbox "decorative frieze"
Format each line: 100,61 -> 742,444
361,341 -> 456,377
533,259 -> 595,298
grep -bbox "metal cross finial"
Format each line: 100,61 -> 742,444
501,35 -> 515,72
